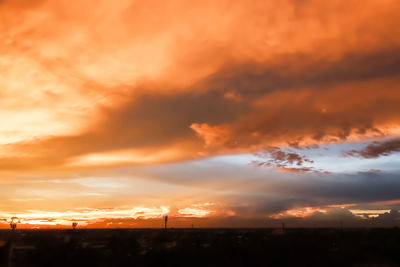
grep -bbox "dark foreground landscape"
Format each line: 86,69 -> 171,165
1,228 -> 400,267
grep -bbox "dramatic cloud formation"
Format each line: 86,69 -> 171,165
1,0 -> 400,227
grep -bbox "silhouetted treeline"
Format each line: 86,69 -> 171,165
1,228 -> 400,266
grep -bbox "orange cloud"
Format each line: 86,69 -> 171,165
0,0 -> 399,171
270,206 -> 326,219
191,79 -> 400,151
177,203 -> 215,218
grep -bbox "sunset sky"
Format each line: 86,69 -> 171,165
1,0 -> 400,228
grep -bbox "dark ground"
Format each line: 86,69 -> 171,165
1,228 -> 400,267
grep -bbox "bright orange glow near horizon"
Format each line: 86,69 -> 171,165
1,0 -> 400,228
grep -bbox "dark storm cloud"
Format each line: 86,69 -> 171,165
2,46 -> 400,171
372,210 -> 400,223
202,48 -> 400,97
101,159 -> 400,219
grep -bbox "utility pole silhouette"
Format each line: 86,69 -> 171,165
7,217 -> 22,267
164,216 -> 168,230
8,217 -> 22,232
